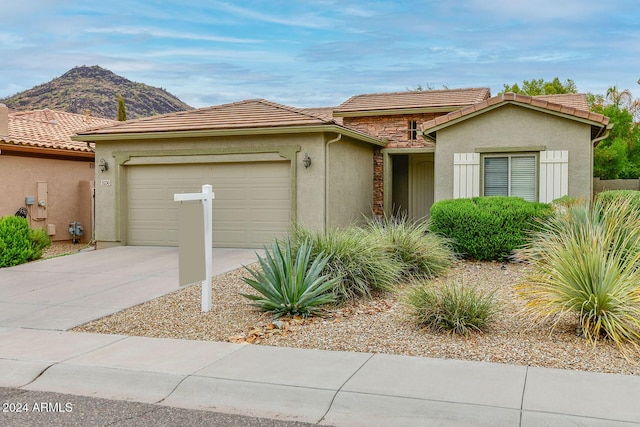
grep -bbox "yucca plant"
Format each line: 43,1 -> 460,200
289,224 -> 403,300
365,214 -> 455,280
403,281 -> 498,335
516,198 -> 640,348
242,238 -> 337,318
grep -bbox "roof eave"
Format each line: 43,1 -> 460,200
73,124 -> 387,147
0,142 -> 94,159
421,101 -> 609,139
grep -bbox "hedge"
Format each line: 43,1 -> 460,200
429,196 -> 552,261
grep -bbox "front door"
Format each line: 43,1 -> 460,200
409,155 -> 434,219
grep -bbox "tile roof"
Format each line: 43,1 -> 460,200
1,109 -> 116,153
300,107 -> 343,125
79,99 -> 342,136
421,92 -> 609,133
333,88 -> 491,114
533,93 -> 589,111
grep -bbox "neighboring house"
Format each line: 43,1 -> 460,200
0,104 -> 116,242
74,89 -> 611,250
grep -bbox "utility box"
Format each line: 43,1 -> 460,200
36,182 -> 47,219
25,196 -> 35,206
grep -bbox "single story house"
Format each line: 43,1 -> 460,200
74,89 -> 611,249
0,104 -> 116,242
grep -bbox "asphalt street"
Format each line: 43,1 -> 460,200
0,387 -> 326,427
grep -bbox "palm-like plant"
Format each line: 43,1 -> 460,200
242,238 -> 337,318
516,198 -> 640,348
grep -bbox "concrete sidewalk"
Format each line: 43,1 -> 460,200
1,247 -> 639,426
0,328 -> 639,426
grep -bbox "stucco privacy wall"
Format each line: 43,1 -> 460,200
433,104 -> 593,203
93,132 -> 352,247
327,136 -> 374,228
0,155 -> 93,242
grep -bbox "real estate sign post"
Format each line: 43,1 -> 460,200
174,184 -> 214,312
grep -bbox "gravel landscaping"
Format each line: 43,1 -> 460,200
73,258 -> 640,376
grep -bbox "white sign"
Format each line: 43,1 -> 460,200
174,184 -> 214,312
100,179 -> 111,186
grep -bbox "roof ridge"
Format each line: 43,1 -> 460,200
345,87 -> 490,99
253,99 -> 335,124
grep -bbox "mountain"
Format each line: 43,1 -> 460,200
0,65 -> 193,119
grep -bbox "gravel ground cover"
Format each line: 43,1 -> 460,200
41,241 -> 94,259
73,258 -> 640,376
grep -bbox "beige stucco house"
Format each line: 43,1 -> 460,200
74,99 -> 384,249
74,90 -> 611,249
0,104 -> 116,242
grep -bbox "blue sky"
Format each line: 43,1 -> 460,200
1,0 -> 639,109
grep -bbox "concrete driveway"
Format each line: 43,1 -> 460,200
0,246 -> 260,330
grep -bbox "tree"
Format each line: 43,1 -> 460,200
117,94 -> 127,121
593,101 -> 640,179
500,77 -> 577,95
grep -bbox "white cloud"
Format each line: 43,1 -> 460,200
85,27 -> 262,44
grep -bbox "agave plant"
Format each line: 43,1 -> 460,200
242,238 -> 337,318
516,197 -> 640,348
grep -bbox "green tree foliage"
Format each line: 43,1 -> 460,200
501,77 -> 577,95
593,103 -> 640,179
117,94 -> 127,121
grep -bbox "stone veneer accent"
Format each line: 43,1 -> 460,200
343,113 -> 441,216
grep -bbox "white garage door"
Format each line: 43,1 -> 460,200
127,161 -> 291,248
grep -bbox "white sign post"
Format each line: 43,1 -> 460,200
174,184 -> 214,312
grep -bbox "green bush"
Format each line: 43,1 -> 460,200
242,238 -> 337,318
430,196 -> 552,261
0,216 -> 51,267
516,198 -> 640,348
403,281 -> 499,335
29,227 -> 52,260
596,190 -> 640,210
365,214 -> 455,280
289,224 -> 403,300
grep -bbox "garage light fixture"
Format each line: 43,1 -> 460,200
303,153 -> 311,169
98,158 -> 109,172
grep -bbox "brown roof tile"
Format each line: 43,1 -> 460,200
334,88 -> 491,114
534,93 -> 589,110
79,99 -> 340,135
421,93 -> 609,133
1,109 -> 117,153
300,106 -> 343,125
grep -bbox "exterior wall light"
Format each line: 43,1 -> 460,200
303,153 -> 311,169
99,158 -> 109,172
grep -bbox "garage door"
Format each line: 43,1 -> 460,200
127,161 -> 291,248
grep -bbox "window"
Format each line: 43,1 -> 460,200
483,155 -> 536,201
407,120 -> 418,140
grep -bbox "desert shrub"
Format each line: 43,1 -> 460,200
0,216 -> 50,267
596,190 -> 640,210
403,281 -> 499,335
289,224 -> 402,300
429,196 -> 552,261
28,227 -> 52,260
516,198 -> 640,349
242,238 -> 337,318
365,214 -> 455,280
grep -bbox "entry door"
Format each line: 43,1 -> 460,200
410,155 -> 434,219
